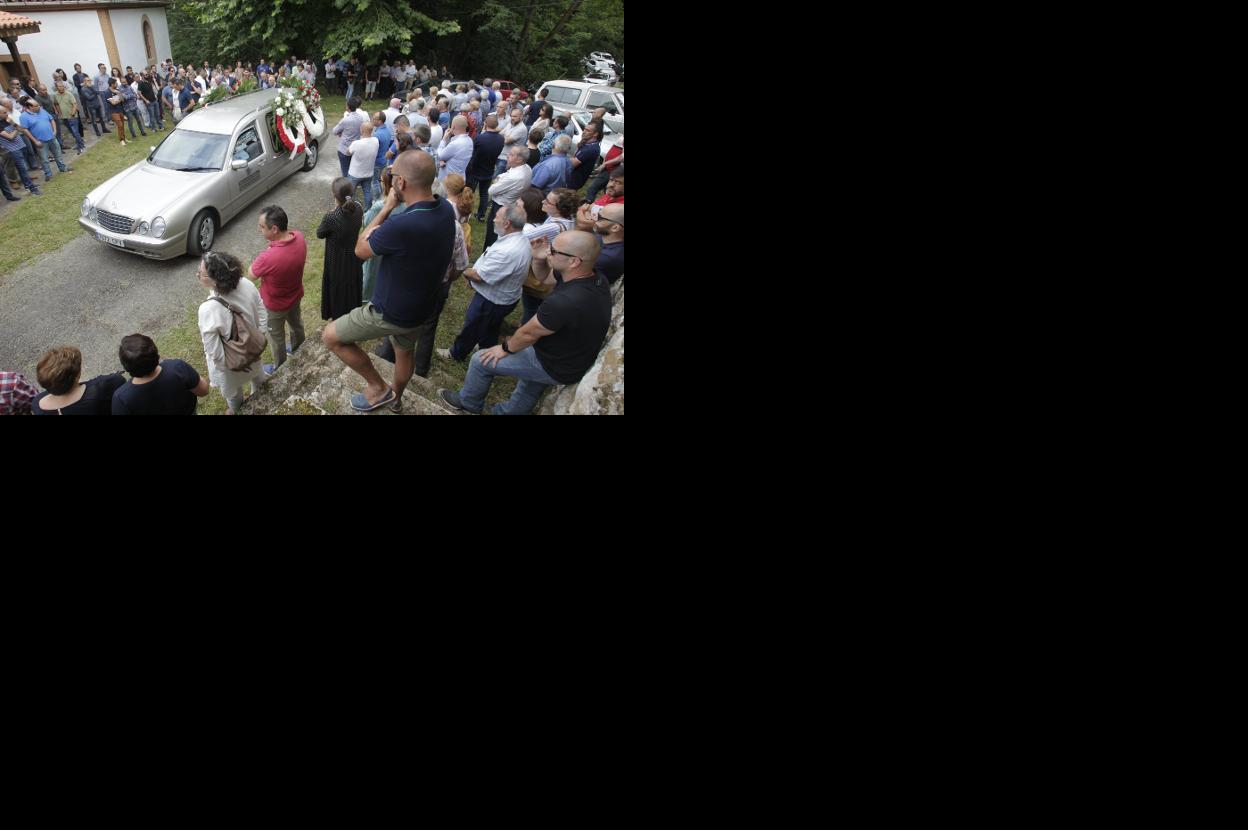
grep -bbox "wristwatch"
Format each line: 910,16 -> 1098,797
501,338 -> 512,354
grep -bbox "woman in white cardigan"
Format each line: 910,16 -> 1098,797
196,251 -> 268,414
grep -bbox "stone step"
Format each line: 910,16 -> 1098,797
239,330 -> 459,415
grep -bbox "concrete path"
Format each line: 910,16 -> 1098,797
0,131 -> 344,382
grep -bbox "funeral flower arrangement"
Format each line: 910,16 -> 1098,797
272,76 -> 325,156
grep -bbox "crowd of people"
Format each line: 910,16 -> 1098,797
1,55 -> 624,416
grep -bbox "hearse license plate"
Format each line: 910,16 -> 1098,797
98,233 -> 125,249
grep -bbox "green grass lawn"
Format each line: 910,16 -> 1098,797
0,121 -> 161,275
2,90 -> 591,414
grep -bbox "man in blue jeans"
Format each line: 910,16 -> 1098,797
0,103 -> 42,196
438,230 -> 613,416
19,97 -> 71,181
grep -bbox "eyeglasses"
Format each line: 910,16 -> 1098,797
549,247 -> 580,260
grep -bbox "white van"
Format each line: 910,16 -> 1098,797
536,80 -> 624,134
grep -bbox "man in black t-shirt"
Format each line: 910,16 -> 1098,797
137,73 -> 164,130
439,230 -> 612,416
112,334 -> 209,415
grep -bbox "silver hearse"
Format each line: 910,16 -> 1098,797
79,88 -> 320,260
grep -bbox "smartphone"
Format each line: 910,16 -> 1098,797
590,203 -> 603,219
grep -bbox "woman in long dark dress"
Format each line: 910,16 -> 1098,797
317,177 -> 364,320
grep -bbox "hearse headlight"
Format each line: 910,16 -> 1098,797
81,197 -> 91,218
152,217 -> 167,238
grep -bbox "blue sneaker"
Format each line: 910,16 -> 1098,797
28,189 -> 42,197
263,364 -> 276,375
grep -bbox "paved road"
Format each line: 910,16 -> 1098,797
0,133 -> 344,383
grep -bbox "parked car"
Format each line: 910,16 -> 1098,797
537,80 -> 624,133
583,57 -> 615,75
583,70 -> 618,86
588,51 -> 615,63
563,108 -> 622,161
78,88 -> 320,260
431,80 -> 473,100
494,79 -> 528,101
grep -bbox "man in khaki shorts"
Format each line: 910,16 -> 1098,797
323,150 -> 458,412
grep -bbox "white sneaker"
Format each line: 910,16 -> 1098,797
436,347 -> 453,360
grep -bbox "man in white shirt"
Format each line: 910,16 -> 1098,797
426,107 -> 443,153
324,58 -> 338,93
346,121 -> 380,207
483,144 -> 533,250
437,201 -> 532,363
437,114 -> 473,181
383,97 -> 403,128
496,105 -> 529,178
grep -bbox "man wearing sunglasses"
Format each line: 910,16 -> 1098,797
438,230 -> 612,416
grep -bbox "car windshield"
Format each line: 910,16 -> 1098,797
148,129 -> 229,171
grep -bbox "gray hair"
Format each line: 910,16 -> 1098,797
510,144 -> 529,159
554,135 -> 573,155
502,202 -> 527,230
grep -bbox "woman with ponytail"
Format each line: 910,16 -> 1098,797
317,177 -> 364,320
443,172 -> 475,254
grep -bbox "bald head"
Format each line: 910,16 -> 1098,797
451,115 -> 468,133
599,204 -> 624,228
554,230 -> 601,272
391,98 -> 402,108
391,148 -> 434,192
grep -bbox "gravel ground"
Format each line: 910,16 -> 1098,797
0,127 -> 344,383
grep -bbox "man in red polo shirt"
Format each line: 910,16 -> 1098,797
249,205 -> 307,375
586,136 -> 623,205
592,166 -> 624,208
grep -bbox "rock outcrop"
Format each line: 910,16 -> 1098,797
241,278 -> 623,415
537,278 -> 624,415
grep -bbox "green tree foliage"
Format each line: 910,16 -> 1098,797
168,0 -> 622,88
171,0 -> 460,65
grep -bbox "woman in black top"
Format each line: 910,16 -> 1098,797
317,177 -> 364,320
32,346 -> 124,415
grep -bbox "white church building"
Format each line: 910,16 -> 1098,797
1,0 -> 172,89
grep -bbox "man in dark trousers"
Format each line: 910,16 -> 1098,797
465,113 -> 504,222
439,230 -> 612,416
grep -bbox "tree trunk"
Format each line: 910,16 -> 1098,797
512,0 -> 536,79
531,0 -> 586,55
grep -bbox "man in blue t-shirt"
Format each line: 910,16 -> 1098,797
19,97 -> 70,180
568,121 -> 600,191
371,112 -> 392,205
322,150 -> 456,413
161,79 -> 177,122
